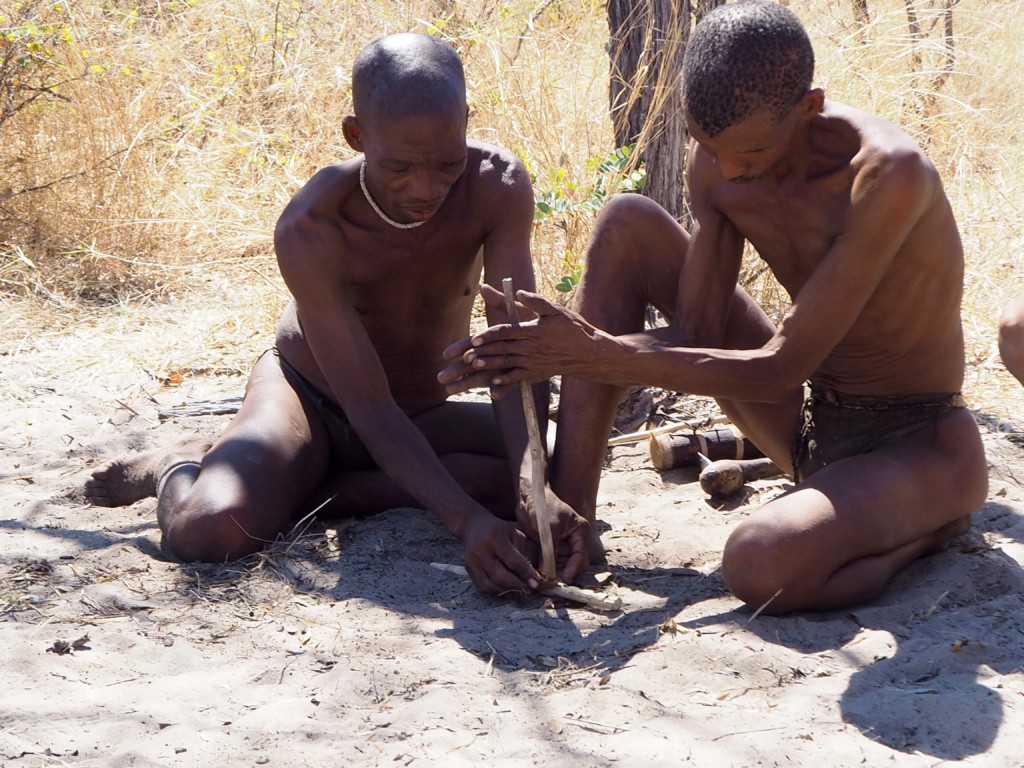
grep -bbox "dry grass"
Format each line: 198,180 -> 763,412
0,0 -> 1021,415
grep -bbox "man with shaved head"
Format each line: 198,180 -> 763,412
441,1 -> 987,613
86,33 -> 586,595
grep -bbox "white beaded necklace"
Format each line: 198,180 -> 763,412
359,161 -> 427,230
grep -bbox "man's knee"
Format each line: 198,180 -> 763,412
721,519 -> 794,611
591,194 -> 673,255
163,504 -> 268,563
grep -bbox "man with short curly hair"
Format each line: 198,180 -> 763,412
682,0 -> 814,140
442,1 -> 987,614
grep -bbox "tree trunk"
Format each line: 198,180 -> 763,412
695,0 -> 725,23
607,0 -> 693,221
851,0 -> 870,29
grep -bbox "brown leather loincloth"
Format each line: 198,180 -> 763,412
791,382 -> 966,483
267,348 -> 377,471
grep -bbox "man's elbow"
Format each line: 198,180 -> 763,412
750,352 -> 810,403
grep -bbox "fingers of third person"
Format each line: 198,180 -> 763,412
438,365 -> 494,395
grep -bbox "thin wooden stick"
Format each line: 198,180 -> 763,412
431,563 -> 622,611
502,277 -> 557,580
607,413 -> 730,446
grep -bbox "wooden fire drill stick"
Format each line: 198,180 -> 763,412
502,278 -> 558,581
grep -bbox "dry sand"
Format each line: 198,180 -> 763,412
3,305 -> 1024,768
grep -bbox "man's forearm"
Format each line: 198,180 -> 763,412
352,405 -> 492,538
576,332 -> 795,403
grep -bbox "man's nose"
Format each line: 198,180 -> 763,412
716,154 -> 750,182
408,171 -> 447,202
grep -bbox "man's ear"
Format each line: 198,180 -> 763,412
342,115 -> 364,152
801,88 -> 826,118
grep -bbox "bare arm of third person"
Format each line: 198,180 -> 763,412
275,168 -> 542,596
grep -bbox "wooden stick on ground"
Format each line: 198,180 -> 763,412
607,414 -> 730,446
502,277 -> 557,581
431,563 -> 623,611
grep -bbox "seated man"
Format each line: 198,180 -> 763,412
441,1 -> 987,613
85,33 -> 586,595
999,293 -> 1024,385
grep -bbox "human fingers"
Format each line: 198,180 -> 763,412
465,339 -> 537,370
559,524 -> 591,585
466,322 -> 523,352
437,352 -> 487,387
514,290 -> 565,319
442,335 -> 474,362
482,282 -> 540,322
466,550 -> 538,595
479,282 -> 508,310
490,367 -> 544,389
440,370 -> 498,396
463,520 -> 541,594
497,530 -> 544,589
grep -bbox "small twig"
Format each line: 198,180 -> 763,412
430,563 -> 623,612
746,588 -> 783,623
543,583 -> 623,612
281,491 -> 340,545
712,725 -> 787,742
608,414 -> 729,446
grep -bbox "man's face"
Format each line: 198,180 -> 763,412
361,108 -> 468,224
687,104 -> 801,184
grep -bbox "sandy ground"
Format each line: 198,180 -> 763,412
3,304 -> 1024,768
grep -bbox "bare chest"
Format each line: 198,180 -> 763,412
717,175 -> 851,291
344,227 -> 484,322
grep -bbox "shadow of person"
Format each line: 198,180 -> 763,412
717,498 -> 1024,761
833,499 -> 1024,759
307,507 -> 729,678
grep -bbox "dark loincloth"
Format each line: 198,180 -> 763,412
791,382 -> 966,483
267,348 -> 377,471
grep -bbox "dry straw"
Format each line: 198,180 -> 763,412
0,0 -> 1021,417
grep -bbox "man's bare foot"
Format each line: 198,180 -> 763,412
84,441 -> 210,507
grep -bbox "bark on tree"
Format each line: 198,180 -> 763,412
607,0 -> 692,220
851,0 -> 870,29
903,0 -> 959,129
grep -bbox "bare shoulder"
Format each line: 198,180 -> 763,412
277,160 -> 359,231
274,160 -> 360,269
465,140 -> 532,200
828,101 -> 940,202
685,136 -> 722,204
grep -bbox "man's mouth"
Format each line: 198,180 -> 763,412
404,202 -> 444,220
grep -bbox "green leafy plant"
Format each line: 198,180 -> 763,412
555,262 -> 581,293
534,144 -> 645,293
